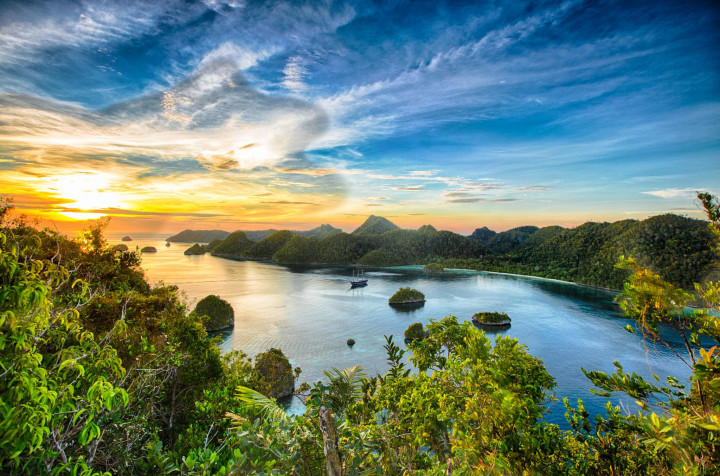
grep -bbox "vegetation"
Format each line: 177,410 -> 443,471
194,295 -> 234,332
389,287 -> 425,304
424,262 -> 444,271
404,322 -> 425,341
183,243 -> 206,255
346,338 -> 355,346
210,231 -> 253,257
242,230 -> 294,259
1,193 -> 718,475
351,215 -> 399,235
472,311 -> 511,325
252,348 -> 297,399
166,229 -> 230,243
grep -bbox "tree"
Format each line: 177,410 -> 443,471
583,193 -> 720,473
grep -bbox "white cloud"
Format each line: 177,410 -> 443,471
642,188 -> 701,198
283,56 -> 308,92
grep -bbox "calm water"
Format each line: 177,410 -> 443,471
119,236 -> 693,425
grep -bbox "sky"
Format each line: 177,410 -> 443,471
0,0 -> 718,235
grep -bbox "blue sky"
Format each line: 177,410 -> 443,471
0,0 -> 718,233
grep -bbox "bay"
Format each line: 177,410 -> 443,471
123,236 -> 692,426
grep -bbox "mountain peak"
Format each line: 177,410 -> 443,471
352,215 -> 400,235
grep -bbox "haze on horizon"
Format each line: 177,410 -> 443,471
1,0 -> 718,235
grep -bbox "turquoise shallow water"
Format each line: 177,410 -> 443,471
127,237 -> 693,426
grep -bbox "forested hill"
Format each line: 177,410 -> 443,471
169,213 -> 714,290
166,224 -> 342,243
463,213 -> 715,289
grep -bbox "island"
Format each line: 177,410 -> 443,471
113,244 -> 128,252
471,311 -> 511,328
389,287 -> 426,308
140,246 -> 157,253
121,235 -> 133,241
184,243 -> 207,255
194,295 -> 234,332
404,322 -> 428,342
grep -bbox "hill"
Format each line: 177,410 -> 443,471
351,215 -> 400,235
243,230 -> 295,259
210,231 -> 254,257
167,224 -> 342,243
166,229 -> 230,243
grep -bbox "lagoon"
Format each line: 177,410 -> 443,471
125,236 -> 692,426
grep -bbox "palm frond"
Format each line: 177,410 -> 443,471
233,385 -> 290,423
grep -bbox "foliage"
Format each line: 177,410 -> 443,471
3,194 -> 719,475
242,230 -> 294,259
194,294 -> 234,331
581,193 -> 720,474
389,287 -> 425,303
424,262 -> 444,271
272,235 -> 319,263
404,322 -> 425,341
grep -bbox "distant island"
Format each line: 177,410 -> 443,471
167,213 -> 715,291
167,224 -> 342,243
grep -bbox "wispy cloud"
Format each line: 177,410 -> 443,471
642,188 -> 701,198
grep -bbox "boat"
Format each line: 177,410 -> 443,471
350,267 -> 368,287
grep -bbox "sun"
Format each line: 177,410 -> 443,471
44,171 -> 125,220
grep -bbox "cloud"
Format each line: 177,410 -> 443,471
392,185 -> 425,191
446,198 -> 518,204
283,56 -> 308,92
642,188 -> 700,198
0,59 -> 328,171
54,207 -> 230,218
517,186 -> 552,191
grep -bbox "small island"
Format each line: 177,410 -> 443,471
389,287 -> 426,309
471,311 -> 511,328
121,235 -> 133,241
140,246 -> 157,253
113,244 -> 129,252
195,294 -> 234,332
347,338 -> 355,347
184,243 -> 206,255
404,322 -> 428,342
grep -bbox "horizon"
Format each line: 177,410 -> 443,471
56,209 -> 713,241
1,0 -> 719,235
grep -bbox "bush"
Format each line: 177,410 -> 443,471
195,295 -> 234,331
